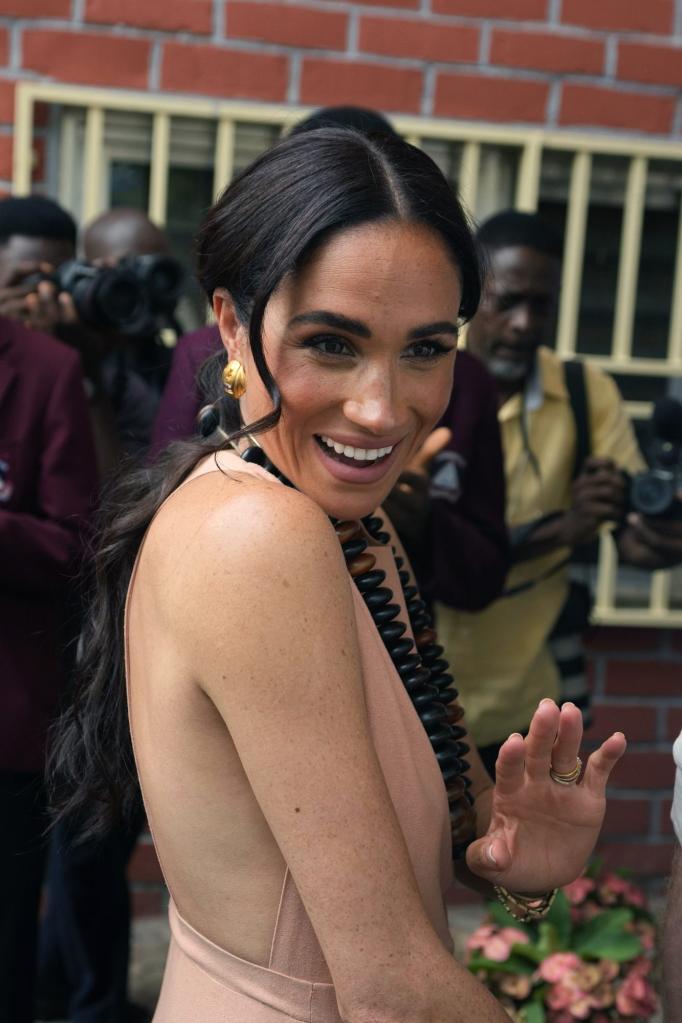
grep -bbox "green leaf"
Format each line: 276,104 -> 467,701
574,907 -> 633,946
536,922 -> 561,958
511,943 -> 545,965
467,952 -> 535,975
544,890 -> 572,948
578,932 -> 642,962
522,1003 -> 546,1023
486,900 -> 533,933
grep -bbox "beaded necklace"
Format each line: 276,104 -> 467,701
240,445 -> 476,860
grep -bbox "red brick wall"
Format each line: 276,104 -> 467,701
127,624 -> 681,914
5,0 -> 682,192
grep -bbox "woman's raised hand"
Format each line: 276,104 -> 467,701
465,700 -> 626,894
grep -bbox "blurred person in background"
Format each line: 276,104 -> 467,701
0,195 -> 169,1021
440,209 -> 682,777
0,198 -> 179,473
0,309 -> 97,1022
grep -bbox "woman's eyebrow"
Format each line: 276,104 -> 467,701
287,310 -> 371,337
407,321 -> 459,340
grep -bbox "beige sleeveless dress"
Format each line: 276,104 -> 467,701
125,453 -> 454,1022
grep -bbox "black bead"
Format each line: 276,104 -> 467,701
410,615 -> 430,634
420,643 -> 445,665
428,658 -> 449,676
447,725 -> 467,741
398,570 -> 410,587
395,655 -> 422,676
432,673 -> 454,690
442,760 -> 467,785
342,538 -> 368,560
401,666 -> 432,690
198,405 -> 220,437
389,638 -> 414,662
372,604 -> 401,625
426,724 -> 454,745
402,585 -> 419,602
435,688 -> 457,706
241,445 -> 267,465
375,531 -> 391,545
412,685 -> 440,711
407,597 -> 427,616
354,570 -> 386,593
362,515 -> 383,535
364,587 -> 393,609
434,741 -> 465,765
394,555 -> 405,570
379,621 -> 406,643
418,704 -> 447,730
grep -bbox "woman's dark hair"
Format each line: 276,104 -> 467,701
51,127 -> 482,836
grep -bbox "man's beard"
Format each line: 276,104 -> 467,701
487,355 -> 530,384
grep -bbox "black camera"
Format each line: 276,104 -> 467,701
32,254 -> 185,337
630,397 -> 682,519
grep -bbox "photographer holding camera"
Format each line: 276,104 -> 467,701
437,210 -> 682,778
0,198 -> 184,475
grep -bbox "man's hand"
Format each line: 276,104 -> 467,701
382,427 -> 452,565
559,456 -> 627,548
618,507 -> 682,569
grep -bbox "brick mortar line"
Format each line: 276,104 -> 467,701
287,51 -> 302,104
422,62 -> 435,117
8,22 -> 21,71
674,0 -> 682,37
673,94 -> 682,136
148,40 -> 161,91
213,0 -> 225,41
71,0 -> 84,23
346,9 -> 358,55
603,34 -> 617,78
546,78 -> 561,126
478,20 -> 491,63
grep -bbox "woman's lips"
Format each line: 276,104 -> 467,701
313,435 -> 402,485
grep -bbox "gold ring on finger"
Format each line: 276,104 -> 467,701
549,757 -> 582,786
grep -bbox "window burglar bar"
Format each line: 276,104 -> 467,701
13,82 -> 682,627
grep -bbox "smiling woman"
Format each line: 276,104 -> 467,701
50,128 -> 626,1023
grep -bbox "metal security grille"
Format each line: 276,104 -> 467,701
13,81 -> 682,626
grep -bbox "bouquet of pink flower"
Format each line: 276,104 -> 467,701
465,867 -> 658,1022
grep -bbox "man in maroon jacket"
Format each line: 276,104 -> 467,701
0,316 -> 97,1022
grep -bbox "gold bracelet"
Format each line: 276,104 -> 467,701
493,885 -> 558,922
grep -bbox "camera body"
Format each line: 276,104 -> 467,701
44,254 -> 185,337
630,399 -> 682,520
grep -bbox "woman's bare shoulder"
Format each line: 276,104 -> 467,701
145,467 -> 347,615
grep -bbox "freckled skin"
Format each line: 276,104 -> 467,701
215,220 -> 462,521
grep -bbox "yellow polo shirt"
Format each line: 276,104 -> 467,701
435,346 -> 644,747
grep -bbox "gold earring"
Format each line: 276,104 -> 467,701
222,359 -> 247,399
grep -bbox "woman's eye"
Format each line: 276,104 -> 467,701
305,335 -> 353,357
405,340 -> 451,360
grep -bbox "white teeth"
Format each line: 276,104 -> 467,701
319,435 -> 394,463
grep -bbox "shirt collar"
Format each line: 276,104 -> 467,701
498,346 -> 568,421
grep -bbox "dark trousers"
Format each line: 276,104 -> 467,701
39,811 -> 144,1023
0,771 -> 47,1023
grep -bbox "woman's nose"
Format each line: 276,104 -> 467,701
342,372 -> 406,433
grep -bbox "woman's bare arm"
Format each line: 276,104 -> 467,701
174,478 -> 508,1023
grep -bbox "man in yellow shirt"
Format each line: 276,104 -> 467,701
437,210 -> 682,774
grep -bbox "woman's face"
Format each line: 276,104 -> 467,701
216,220 -> 462,521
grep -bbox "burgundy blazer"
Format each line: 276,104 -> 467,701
0,318 -> 97,773
150,325 -> 220,459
